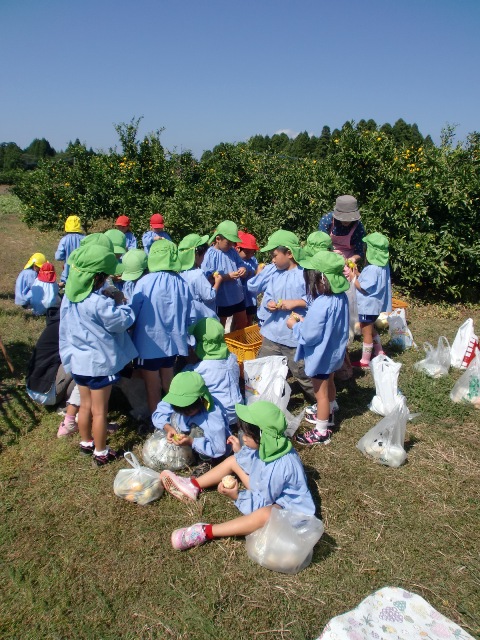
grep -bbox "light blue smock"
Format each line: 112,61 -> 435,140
59,291 -> 137,376
260,266 -> 307,348
356,264 -> 392,316
124,231 -> 137,250
122,279 -> 136,304
247,263 -> 276,323
152,398 -> 231,459
55,233 -> 85,282
130,271 -> 195,359
141,230 -> 172,254
234,447 -> 315,516
30,280 -> 60,316
201,247 -> 246,308
241,256 -> 259,308
179,268 -> 218,320
292,292 -> 349,376
14,269 -> 36,306
183,354 -> 242,425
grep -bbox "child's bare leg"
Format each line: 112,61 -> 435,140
140,369 -> 161,414
90,385 -> 112,452
361,322 -> 375,344
328,372 -> 336,403
212,505 -> 273,537
313,377 -> 329,421
196,457 -> 250,490
77,385 -> 93,441
231,310 -> 248,331
159,367 -> 173,394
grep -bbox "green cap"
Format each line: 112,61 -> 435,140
261,229 -> 305,263
208,220 -> 241,244
121,249 -> 148,281
188,318 -> 229,360
178,233 -> 209,271
163,371 -> 214,410
299,251 -> 350,293
148,240 -> 180,272
65,244 -> 119,303
235,401 -> 292,462
364,232 -> 389,267
79,233 -> 114,251
304,231 -> 333,257
104,229 -> 127,255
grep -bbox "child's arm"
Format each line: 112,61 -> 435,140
279,298 -> 307,311
151,400 -> 178,441
291,301 -> 328,346
190,405 -> 229,458
55,237 -> 66,261
96,296 -> 135,333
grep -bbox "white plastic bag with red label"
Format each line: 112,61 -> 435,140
450,318 -> 478,369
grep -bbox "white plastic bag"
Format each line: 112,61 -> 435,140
357,398 -> 409,467
245,508 -> 324,574
450,353 -> 480,408
450,318 -> 478,369
142,417 -> 196,471
387,308 -> 416,350
244,355 -> 290,412
368,354 -> 404,416
113,452 -> 164,505
414,337 -> 451,378
345,280 -> 359,341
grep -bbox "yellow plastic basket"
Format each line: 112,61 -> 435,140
224,324 -> 263,365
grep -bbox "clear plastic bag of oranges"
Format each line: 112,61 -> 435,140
113,452 -> 164,505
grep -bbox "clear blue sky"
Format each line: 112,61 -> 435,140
1,0 -> 479,158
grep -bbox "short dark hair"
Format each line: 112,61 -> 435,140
239,420 -> 261,445
195,244 -> 208,256
303,268 -> 332,299
171,398 -> 204,415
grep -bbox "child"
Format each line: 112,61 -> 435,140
246,262 -> 277,327
130,241 -> 195,414
104,229 -> 127,258
55,215 -> 85,283
159,401 -> 315,550
236,231 -> 260,325
59,243 -> 138,465
15,252 -> 46,308
152,371 -> 231,474
287,251 -> 350,445
115,215 -> 137,250
304,231 -> 333,256
142,213 -> 172,254
30,262 -> 60,316
120,249 -> 148,303
183,318 -> 242,426
178,233 -> 222,320
201,220 -> 249,331
351,232 -> 392,368
257,230 -> 315,402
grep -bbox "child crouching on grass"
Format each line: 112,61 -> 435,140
160,401 -> 315,551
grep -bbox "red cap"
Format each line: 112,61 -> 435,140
116,215 -> 130,226
150,213 -> 165,229
37,262 -> 56,283
237,231 -> 259,251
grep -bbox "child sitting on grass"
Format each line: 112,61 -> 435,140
15,252 -> 46,308
160,401 -> 315,550
152,371 -> 231,475
30,262 -> 60,316
351,232 -> 392,368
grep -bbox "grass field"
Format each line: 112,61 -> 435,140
0,192 -> 479,640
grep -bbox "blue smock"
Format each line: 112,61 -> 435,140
260,267 -> 307,348
201,247 -> 246,308
152,398 -> 231,459
15,269 -> 37,307
247,263 -> 276,323
180,269 -> 218,320
292,292 -> 349,376
121,279 -> 136,304
183,354 -> 242,425
130,271 -> 195,359
30,280 -> 60,316
142,230 -> 172,254
241,256 -> 259,308
356,264 -> 392,316
234,447 -> 315,516
59,291 -> 137,376
124,231 -> 137,250
55,233 -> 85,282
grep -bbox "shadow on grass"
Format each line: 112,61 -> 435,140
0,382 -> 39,449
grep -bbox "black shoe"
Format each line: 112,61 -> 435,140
79,441 -> 95,455
92,448 -> 122,466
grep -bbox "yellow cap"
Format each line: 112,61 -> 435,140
65,215 -> 83,233
24,252 -> 47,269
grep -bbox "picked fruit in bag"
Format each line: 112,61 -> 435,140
222,475 -> 236,489
113,452 -> 164,505
375,312 -> 389,330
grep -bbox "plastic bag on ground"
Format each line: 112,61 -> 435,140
357,397 -> 409,467
368,354 -> 404,416
244,355 -> 290,412
450,352 -> 480,408
142,415 -> 196,471
450,318 -> 478,369
246,508 -> 324,574
113,452 -> 164,505
387,308 -> 416,350
414,337 -> 451,378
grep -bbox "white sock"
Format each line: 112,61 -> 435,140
94,448 -> 108,457
314,419 -> 329,435
80,440 -> 93,447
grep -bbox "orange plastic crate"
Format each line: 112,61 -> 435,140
392,297 -> 408,310
225,324 -> 263,364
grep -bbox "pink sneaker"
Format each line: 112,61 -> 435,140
171,523 -> 209,550
160,470 -> 199,503
57,419 -> 79,438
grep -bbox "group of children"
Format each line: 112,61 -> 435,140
17,197 -> 392,551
